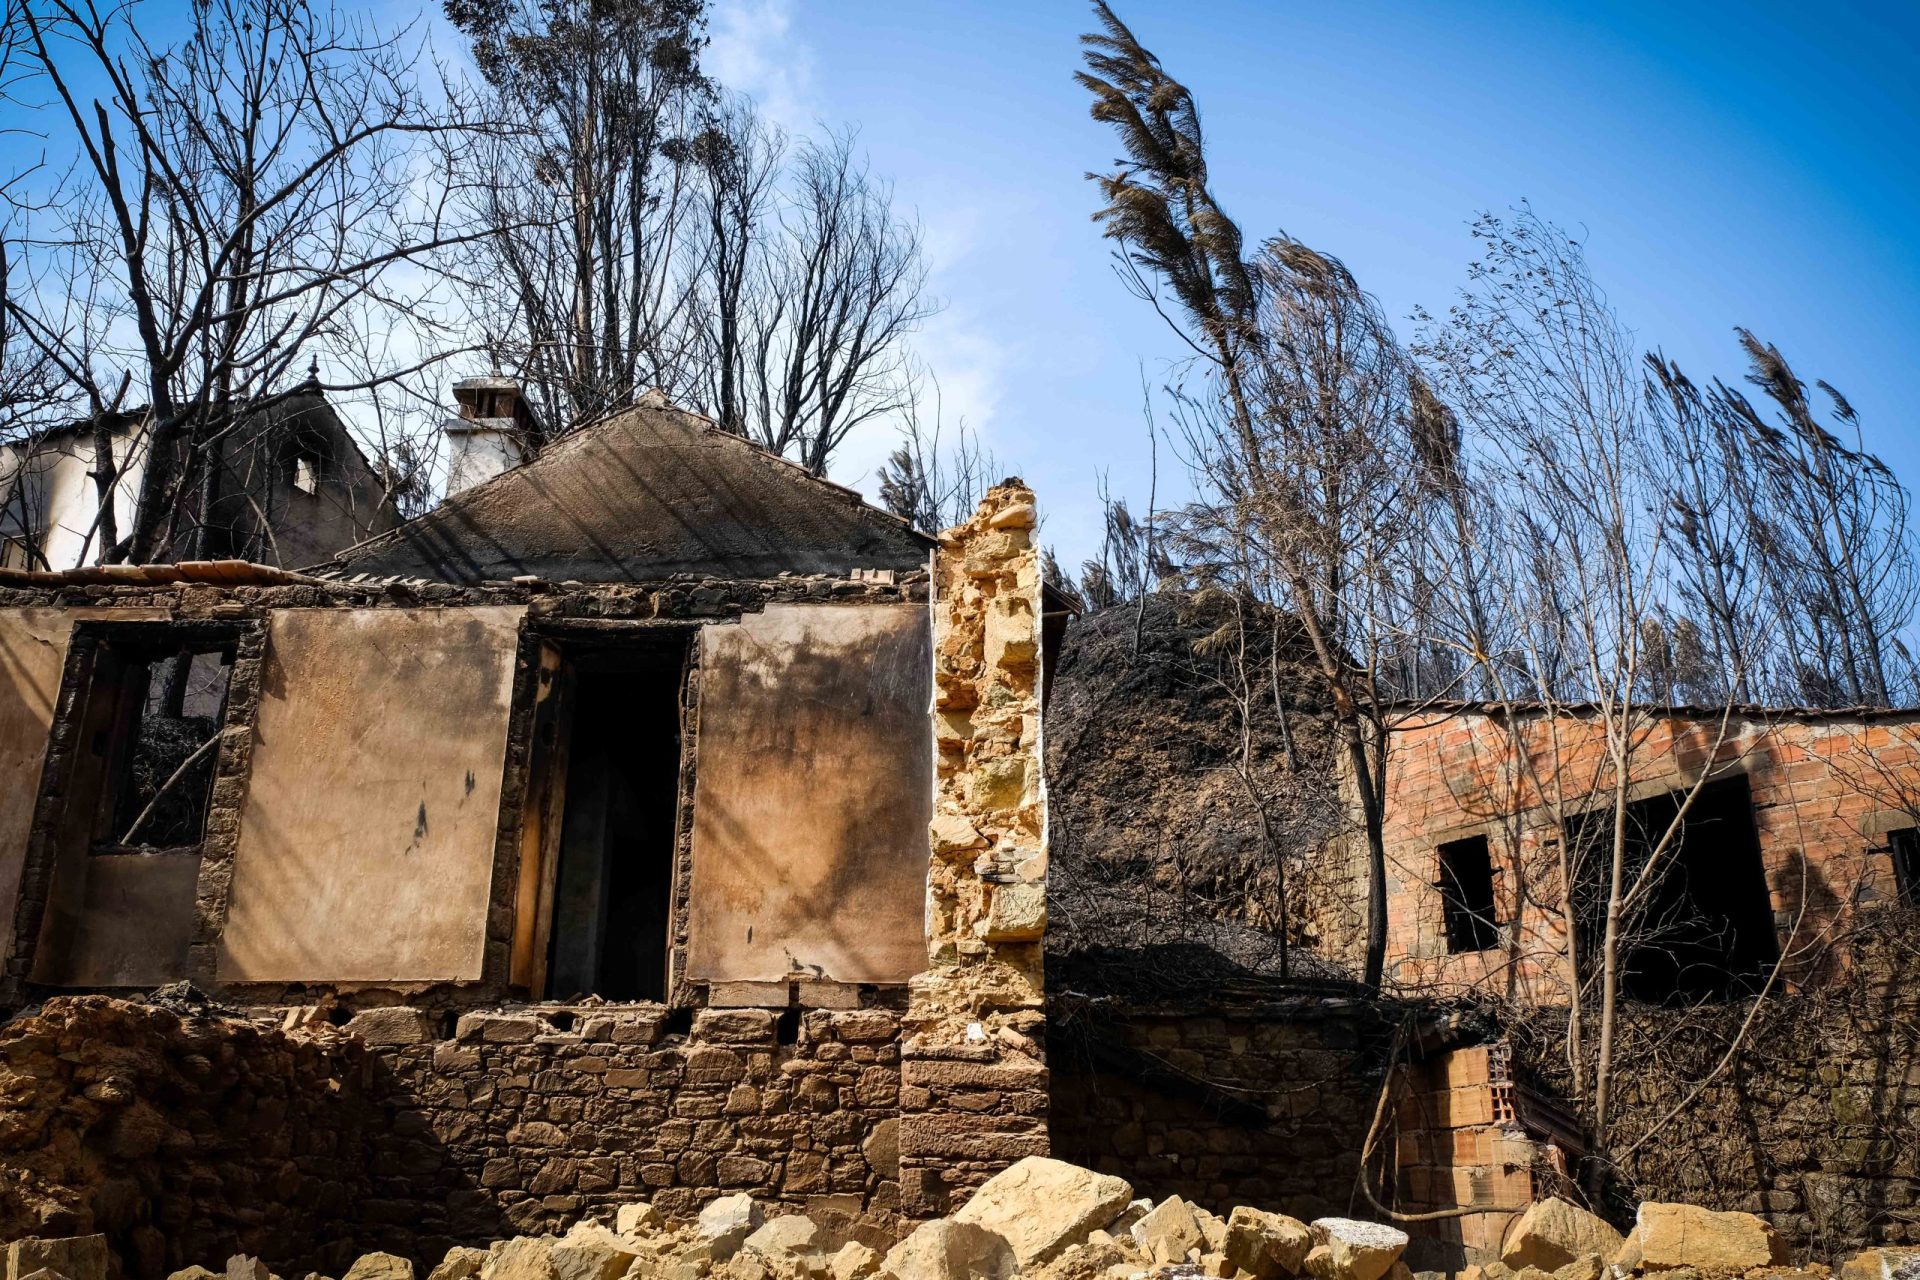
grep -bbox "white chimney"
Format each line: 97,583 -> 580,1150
443,375 -> 537,496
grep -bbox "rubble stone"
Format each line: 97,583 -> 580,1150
744,1217 -> 821,1258
426,1249 -> 489,1280
1132,1197 -> 1206,1264
617,1204 -> 666,1237
1634,1204 -> 1787,1273
952,1157 -> 1135,1268
880,1221 -> 1017,1280
342,1254 -> 414,1280
1842,1252 -> 1920,1280
482,1237 -> 556,1280
1306,1220 -> 1409,1280
699,1194 -> 767,1261
827,1243 -> 881,1280
1550,1256 -> 1603,1280
8,1239 -> 108,1280
1224,1207 -> 1313,1279
1502,1200 -> 1625,1273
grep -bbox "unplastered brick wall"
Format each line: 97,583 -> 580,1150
1391,1043 -> 1550,1261
1331,705 -> 1920,1001
902,480 -> 1049,1216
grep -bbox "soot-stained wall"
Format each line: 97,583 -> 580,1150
217,607 -> 525,984
687,603 -> 933,986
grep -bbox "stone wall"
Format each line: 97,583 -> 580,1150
1514,920 -> 1920,1255
0,995 -> 908,1280
1046,995 -> 1396,1226
901,480 -> 1049,1216
0,995 -> 382,1279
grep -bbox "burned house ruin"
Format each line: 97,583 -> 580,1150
0,390 -> 1059,1270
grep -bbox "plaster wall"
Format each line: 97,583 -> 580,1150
687,603 -> 933,985
218,606 -> 524,983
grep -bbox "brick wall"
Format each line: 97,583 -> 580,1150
1391,1044 -> 1558,1262
1332,706 -> 1920,1001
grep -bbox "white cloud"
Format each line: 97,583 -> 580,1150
706,0 -> 817,130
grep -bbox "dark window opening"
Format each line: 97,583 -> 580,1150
1438,834 -> 1499,953
1570,774 -> 1778,1005
529,636 -> 687,1003
80,633 -> 235,852
1890,827 -> 1920,906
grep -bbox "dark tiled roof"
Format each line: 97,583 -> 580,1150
314,398 -> 934,584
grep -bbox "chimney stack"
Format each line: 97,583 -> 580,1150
443,376 -> 539,496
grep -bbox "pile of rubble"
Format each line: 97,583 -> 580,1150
0,1157 -> 1902,1280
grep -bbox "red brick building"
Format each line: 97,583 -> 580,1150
1328,702 -> 1920,1003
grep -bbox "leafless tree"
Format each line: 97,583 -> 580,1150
1410,208 -> 1811,1187
3,0 -> 488,564
447,0 -> 709,437
717,129 -> 934,473
449,4 -> 935,476
1080,0 -> 1431,990
1649,337 -> 1919,708
874,371 -> 998,533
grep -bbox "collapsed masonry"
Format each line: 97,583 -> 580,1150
7,389 -> 1920,1275
0,392 -> 1060,1270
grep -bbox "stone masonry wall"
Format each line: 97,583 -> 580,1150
0,996 -> 907,1280
0,995 -> 382,1279
901,480 -> 1049,1216
1515,920 -> 1920,1256
383,1003 -> 904,1252
1047,997 -> 1396,1226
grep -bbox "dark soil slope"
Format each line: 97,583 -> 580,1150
1044,592 -> 1349,994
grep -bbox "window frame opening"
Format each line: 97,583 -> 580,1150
68,625 -> 239,856
1437,833 -> 1501,954
1889,825 -> 1920,906
1569,773 -> 1779,1005
28,620 -> 243,987
511,627 -> 692,1004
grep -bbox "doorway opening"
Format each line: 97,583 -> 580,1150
518,633 -> 688,1002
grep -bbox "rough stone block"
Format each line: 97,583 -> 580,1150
1634,1203 -> 1786,1273
343,1254 -> 414,1280
9,1238 -> 108,1280
710,982 -> 791,1009
882,1221 -> 1017,1280
1306,1219 -> 1410,1280
951,1156 -> 1134,1268
345,1007 -> 434,1046
1502,1200 -> 1625,1273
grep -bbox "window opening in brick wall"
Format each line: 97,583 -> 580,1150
521,633 -> 688,1002
1570,773 -> 1778,1004
1437,834 -> 1500,953
1890,827 -> 1920,906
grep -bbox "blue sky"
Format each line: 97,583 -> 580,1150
701,0 -> 1920,571
16,1 -> 1915,570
